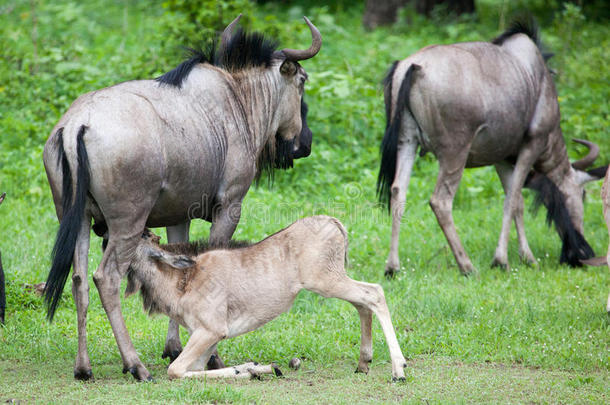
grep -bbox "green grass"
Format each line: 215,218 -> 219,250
1,0 -> 609,403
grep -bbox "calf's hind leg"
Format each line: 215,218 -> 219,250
352,304 -> 373,374
310,278 -> 407,380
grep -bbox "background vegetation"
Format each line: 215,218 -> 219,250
0,0 -> 608,403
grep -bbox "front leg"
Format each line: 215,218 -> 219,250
167,329 -> 222,379
492,145 -> 539,269
209,199 -> 243,246
429,148 -> 473,274
163,222 -> 191,362
495,163 -> 537,266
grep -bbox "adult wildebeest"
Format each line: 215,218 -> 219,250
0,192 -> 5,325
377,19 -> 605,276
43,15 -> 321,381
126,216 -> 407,380
581,167 -> 610,312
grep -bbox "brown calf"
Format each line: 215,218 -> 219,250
127,216 -> 407,380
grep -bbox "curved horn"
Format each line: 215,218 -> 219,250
281,17 -> 322,61
221,14 -> 242,45
572,138 -> 599,170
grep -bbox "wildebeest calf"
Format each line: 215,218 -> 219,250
126,215 -> 407,380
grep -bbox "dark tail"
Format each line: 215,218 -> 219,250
44,126 -> 90,321
377,63 -> 420,208
526,173 -> 594,266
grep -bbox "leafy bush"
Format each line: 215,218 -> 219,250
160,0 -> 254,47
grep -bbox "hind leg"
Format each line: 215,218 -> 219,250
352,304 -> 373,374
385,140 -> 418,277
93,222 -> 151,381
310,278 -> 406,380
162,222 -> 190,362
72,214 -> 93,380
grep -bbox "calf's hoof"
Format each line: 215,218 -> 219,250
123,364 -> 153,382
392,376 -> 407,383
207,354 -> 225,370
74,368 -> 93,381
272,363 -> 283,377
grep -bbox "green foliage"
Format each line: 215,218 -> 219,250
160,0 -> 254,47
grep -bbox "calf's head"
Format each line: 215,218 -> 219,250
126,229 -> 195,298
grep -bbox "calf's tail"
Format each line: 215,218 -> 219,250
44,126 -> 90,321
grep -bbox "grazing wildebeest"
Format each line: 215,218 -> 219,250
581,166 -> 610,312
0,192 -> 5,325
377,19 -> 606,276
43,15 -> 321,381
126,216 -> 408,380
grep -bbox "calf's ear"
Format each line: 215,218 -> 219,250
148,249 -> 195,270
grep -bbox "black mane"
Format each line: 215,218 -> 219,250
492,17 -> 540,47
156,28 -> 279,88
159,239 -> 253,257
526,173 -> 595,266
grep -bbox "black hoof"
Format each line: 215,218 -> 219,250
162,348 -> 182,363
74,368 -> 93,381
272,363 -> 283,377
384,269 -> 397,279
207,354 -> 225,370
392,376 -> 407,382
123,366 -> 153,382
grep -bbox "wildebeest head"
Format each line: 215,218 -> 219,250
527,139 -> 607,265
267,16 -> 320,167
156,15 -> 320,175
220,15 -> 319,171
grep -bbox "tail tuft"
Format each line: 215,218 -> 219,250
377,64 -> 420,208
45,126 -> 90,321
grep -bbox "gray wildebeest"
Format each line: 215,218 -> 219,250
43,15 -> 321,381
126,216 -> 407,381
581,166 -> 610,312
377,18 -> 606,276
0,192 -> 5,324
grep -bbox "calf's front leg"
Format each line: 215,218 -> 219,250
168,329 -> 221,379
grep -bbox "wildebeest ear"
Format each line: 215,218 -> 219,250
280,60 -> 298,76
